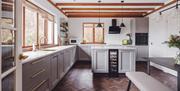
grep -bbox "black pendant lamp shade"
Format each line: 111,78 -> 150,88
97,0 -> 102,27
97,23 -> 102,27
120,22 -> 126,27
120,0 -> 126,28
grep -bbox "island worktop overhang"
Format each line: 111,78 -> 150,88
91,45 -> 136,50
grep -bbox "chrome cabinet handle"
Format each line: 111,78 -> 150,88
31,80 -> 47,91
31,69 -> 46,79
31,59 -> 44,65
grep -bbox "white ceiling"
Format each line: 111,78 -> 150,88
52,0 -> 169,3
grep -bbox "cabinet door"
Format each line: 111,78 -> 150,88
64,50 -> 71,72
58,52 -> 64,79
92,50 -> 108,73
78,46 -> 91,61
119,51 -> 135,72
71,47 -> 76,63
136,46 -> 149,61
51,54 -> 59,87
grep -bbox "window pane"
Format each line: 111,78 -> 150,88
25,8 -> 37,46
95,27 -> 104,43
84,24 -> 93,27
1,29 -> 15,45
1,29 -> 15,73
1,0 -> 15,27
47,20 -> 53,44
2,72 -> 15,91
39,14 -> 45,44
83,27 -> 93,43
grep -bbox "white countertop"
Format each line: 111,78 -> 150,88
91,45 -> 136,50
22,45 -> 76,64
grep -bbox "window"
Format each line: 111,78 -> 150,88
83,23 -> 104,44
22,1 -> 55,48
24,7 -> 38,46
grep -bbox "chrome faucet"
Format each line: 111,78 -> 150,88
38,37 -> 47,50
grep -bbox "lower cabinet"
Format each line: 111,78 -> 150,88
119,50 -> 136,73
64,49 -> 71,72
22,57 -> 51,91
50,53 -> 59,89
92,49 -> 108,73
58,52 -> 64,79
78,45 -> 91,61
92,49 -> 136,73
23,46 -> 77,91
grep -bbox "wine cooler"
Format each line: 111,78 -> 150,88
109,49 -> 119,76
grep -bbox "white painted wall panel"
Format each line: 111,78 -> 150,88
149,3 -> 180,57
68,18 -> 136,45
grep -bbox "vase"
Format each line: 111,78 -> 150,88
175,51 -> 180,65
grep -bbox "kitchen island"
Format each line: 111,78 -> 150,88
91,45 -> 136,73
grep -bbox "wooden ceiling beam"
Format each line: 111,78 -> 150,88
67,12 -> 144,18
68,14 -> 143,18
62,8 -> 155,11
56,3 -> 164,6
145,0 -> 177,16
66,12 -> 146,14
47,0 -> 67,16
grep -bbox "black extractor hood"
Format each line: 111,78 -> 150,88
109,19 -> 121,34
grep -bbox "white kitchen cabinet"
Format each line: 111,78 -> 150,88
78,45 -> 91,61
135,18 -> 149,33
58,52 -> 64,79
22,45 -> 77,91
119,50 -> 136,73
64,49 -> 71,72
136,46 -> 149,61
50,53 -> 59,88
92,49 -> 108,73
71,46 -> 77,64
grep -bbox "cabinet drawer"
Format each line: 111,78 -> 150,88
23,67 -> 50,91
23,56 -> 50,75
23,57 -> 50,91
33,80 -> 49,91
29,79 -> 49,91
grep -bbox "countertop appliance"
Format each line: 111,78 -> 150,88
69,38 -> 79,45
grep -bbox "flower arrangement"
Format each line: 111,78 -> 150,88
165,35 -> 180,49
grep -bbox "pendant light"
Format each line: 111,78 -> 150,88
97,0 -> 102,27
120,0 -> 126,28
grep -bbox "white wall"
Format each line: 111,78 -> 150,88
30,0 -> 67,44
148,3 -> 180,57
68,18 -> 136,45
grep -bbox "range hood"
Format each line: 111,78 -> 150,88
109,19 -> 121,34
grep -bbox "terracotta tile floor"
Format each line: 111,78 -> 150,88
53,62 -> 177,91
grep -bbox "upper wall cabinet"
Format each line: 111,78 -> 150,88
135,18 -> 149,33
1,0 -> 15,27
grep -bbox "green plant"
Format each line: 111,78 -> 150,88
165,35 -> 180,49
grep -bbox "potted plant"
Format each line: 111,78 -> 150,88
165,35 -> 180,64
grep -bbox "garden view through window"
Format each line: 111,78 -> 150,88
83,23 -> 104,44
